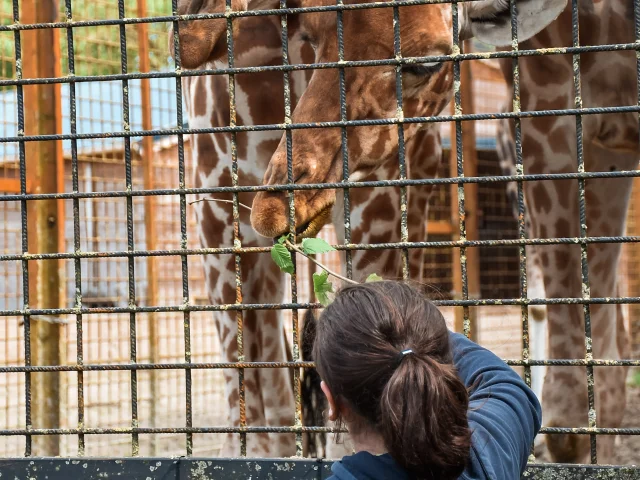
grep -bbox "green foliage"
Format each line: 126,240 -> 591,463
270,243 -> 294,274
312,271 -> 334,307
271,234 -> 382,307
0,0 -> 173,83
301,238 -> 335,255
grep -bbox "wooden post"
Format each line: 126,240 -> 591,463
629,178 -> 640,354
22,0 -> 63,456
137,0 -> 160,455
449,41 -> 480,341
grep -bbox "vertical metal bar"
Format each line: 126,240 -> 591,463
509,0 -> 533,460
278,0 -> 303,456
570,0 -> 597,463
391,0 -> 409,280
117,0 -> 139,456
136,0 -> 159,456
22,0 -> 62,457
451,40 -> 479,342
13,0 -> 32,458
335,0 -> 353,280
169,0 -> 193,456
450,0 -> 470,338
63,0 -> 85,456
508,0 -> 531,390
225,0 -> 248,456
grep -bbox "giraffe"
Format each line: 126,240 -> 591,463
170,0 -> 566,459
495,0 -> 637,463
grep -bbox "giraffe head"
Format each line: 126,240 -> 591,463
248,0 -> 567,239
169,0 -> 278,69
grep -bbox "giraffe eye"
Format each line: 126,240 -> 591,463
403,62 -> 443,76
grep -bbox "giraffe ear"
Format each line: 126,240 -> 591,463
460,0 -> 567,46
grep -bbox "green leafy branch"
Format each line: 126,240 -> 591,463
189,197 -> 381,307
271,235 -> 382,307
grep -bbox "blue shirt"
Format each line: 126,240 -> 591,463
327,332 -> 542,480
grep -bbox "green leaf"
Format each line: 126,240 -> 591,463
301,238 -> 335,255
313,271 -> 334,307
365,273 -> 383,283
271,244 -> 294,274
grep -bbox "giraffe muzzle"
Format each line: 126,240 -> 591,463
295,203 -> 333,239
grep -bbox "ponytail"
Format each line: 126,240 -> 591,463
379,354 -> 471,480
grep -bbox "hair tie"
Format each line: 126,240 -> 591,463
395,348 -> 414,366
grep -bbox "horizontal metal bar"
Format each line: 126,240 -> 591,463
0,358 -> 637,374
0,170 -> 638,204
2,106 -> 640,144
0,234 -> 638,263
0,42 -> 636,87
2,296 -> 640,318
1,425 -> 638,436
0,459 -> 638,480
0,0 -> 563,32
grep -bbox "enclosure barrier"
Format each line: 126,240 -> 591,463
0,0 -> 639,477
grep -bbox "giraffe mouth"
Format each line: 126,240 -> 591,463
295,203 -> 333,239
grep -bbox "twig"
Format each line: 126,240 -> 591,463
189,197 -> 253,212
285,239 -> 358,285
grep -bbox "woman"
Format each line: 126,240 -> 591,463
313,281 -> 541,480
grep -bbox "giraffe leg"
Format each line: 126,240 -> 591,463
196,196 -> 295,458
496,114 -> 549,455
523,135 -> 635,463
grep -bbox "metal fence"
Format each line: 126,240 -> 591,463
0,0 -> 639,477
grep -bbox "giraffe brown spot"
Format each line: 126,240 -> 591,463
228,388 -> 239,406
555,218 -> 571,237
208,267 -> 221,291
554,249 -> 571,271
263,311 -> 278,329
265,277 -> 279,297
222,283 -> 235,304
555,180 -> 573,209
226,256 -> 236,273
196,134 -> 219,177
370,127 -> 392,159
221,324 -> 231,343
355,250 -> 382,272
548,126 -> 571,155
194,77 -> 208,117
248,406 -> 260,422
539,224 -> 548,239
201,202 -> 227,248
264,336 -> 274,349
227,339 -> 238,358
540,252 -> 550,268
531,183 -> 552,214
250,343 -> 259,360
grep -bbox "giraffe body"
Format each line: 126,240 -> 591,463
496,0 -> 637,462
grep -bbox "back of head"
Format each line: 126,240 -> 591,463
313,281 -> 471,480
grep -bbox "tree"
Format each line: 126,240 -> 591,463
0,0 -> 173,82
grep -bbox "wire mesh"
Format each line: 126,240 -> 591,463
0,0 -> 639,474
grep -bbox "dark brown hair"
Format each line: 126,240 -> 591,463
313,281 -> 471,480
